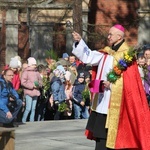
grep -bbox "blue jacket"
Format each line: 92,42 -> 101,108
0,77 -> 19,113
51,76 -> 66,103
72,80 -> 85,104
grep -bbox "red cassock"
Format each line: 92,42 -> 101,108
115,61 -> 150,149
85,61 -> 150,150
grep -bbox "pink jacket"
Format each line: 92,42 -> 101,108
21,66 -> 42,97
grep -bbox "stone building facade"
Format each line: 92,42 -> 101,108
0,0 -> 149,72
0,0 -> 89,72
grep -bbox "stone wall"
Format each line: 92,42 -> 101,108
0,0 -> 89,68
5,9 -> 19,64
0,11 -> 5,73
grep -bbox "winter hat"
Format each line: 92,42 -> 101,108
27,57 -> 37,66
3,65 -> 9,70
113,24 -> 125,32
85,71 -> 91,79
14,55 -> 21,61
14,55 -> 22,68
77,72 -> 85,79
9,57 -> 19,68
137,53 -> 144,59
62,53 -> 69,59
65,71 -> 71,81
143,44 -> 150,51
57,58 -> 71,66
17,60 -> 22,68
53,69 -> 61,77
56,65 -> 66,74
85,65 -> 92,71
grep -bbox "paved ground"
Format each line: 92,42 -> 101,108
15,119 -> 95,150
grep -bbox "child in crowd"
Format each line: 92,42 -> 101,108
62,53 -> 69,61
137,54 -> 146,85
69,66 -> 78,85
72,72 -> 89,119
84,72 -> 91,112
21,57 -> 42,123
9,57 -> 21,91
9,57 -> 24,122
143,44 -> 150,106
50,65 -> 66,120
64,71 -> 73,119
36,64 -> 49,121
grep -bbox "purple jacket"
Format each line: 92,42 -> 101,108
21,66 -> 42,97
144,65 -> 150,95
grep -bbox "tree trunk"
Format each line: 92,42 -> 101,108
73,0 -> 82,36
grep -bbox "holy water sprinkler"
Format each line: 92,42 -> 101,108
66,20 -> 73,31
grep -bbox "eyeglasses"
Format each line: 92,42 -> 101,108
6,74 -> 14,77
108,33 -> 115,37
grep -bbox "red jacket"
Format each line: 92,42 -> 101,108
12,71 -> 20,90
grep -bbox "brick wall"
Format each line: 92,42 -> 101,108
88,0 -> 139,49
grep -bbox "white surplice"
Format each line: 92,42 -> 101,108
72,39 -> 113,114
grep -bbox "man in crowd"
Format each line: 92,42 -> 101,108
72,25 -> 150,150
69,55 -> 77,67
0,69 -> 23,127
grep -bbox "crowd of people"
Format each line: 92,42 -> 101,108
0,52 -> 93,127
0,24 -> 150,149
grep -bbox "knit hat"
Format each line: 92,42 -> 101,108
14,55 -> 21,61
65,71 -> 71,81
143,44 -> 150,51
53,69 -> 61,77
56,65 -> 66,74
3,65 -> 9,70
14,55 -> 22,67
18,60 -> 22,68
84,71 -> 91,79
9,57 -> 19,68
85,65 -> 92,71
137,53 -> 144,59
27,57 -> 37,66
62,53 -> 69,59
113,24 -> 125,32
77,72 -> 85,79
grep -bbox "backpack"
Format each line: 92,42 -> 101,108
0,81 -> 4,97
0,80 -> 13,92
0,79 -> 17,112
